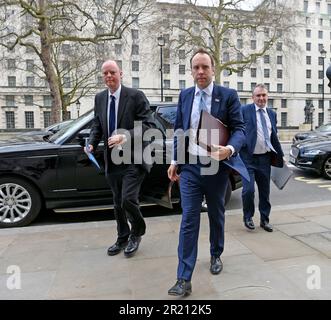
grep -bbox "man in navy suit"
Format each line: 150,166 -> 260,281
167,48 -> 248,296
240,84 -> 284,232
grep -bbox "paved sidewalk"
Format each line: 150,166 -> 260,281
1,200 -> 331,300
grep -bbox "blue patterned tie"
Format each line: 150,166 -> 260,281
108,95 -> 116,136
258,108 -> 276,152
199,91 -> 207,113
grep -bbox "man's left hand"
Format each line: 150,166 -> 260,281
210,145 -> 232,161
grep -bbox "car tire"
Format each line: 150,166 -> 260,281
322,156 -> 331,179
0,177 -> 42,228
201,179 -> 232,212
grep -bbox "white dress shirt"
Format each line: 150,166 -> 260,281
253,104 -> 273,154
107,85 -> 121,137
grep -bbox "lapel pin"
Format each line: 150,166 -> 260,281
215,98 -> 220,102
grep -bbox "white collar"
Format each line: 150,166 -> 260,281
195,82 -> 213,97
109,85 -> 121,100
255,104 -> 268,113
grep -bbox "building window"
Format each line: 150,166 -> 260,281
277,56 -> 283,64
281,112 -> 287,127
318,84 -> 323,93
24,95 -> 33,106
26,59 -> 34,71
131,44 -> 139,55
237,39 -> 243,49
281,99 -> 287,108
43,111 -> 51,128
318,70 -> 324,79
131,29 -> 139,40
316,2 -> 320,13
115,60 -> 122,70
6,111 -> 15,129
306,70 -> 311,78
251,68 -> 257,78
277,70 -> 283,79
115,44 -> 122,55
237,70 -> 243,77
25,111 -> 34,129
264,55 -> 270,64
62,44 -> 71,55
132,60 -> 139,72
179,65 -> 186,75
276,42 -> 282,51
163,64 -> 170,74
165,96 -> 173,102
318,112 -> 324,126
268,99 -> 274,107
306,56 -> 311,65
179,80 -> 186,89
306,84 -> 312,93
43,95 -> 52,107
318,100 -> 324,109
179,50 -> 185,60
265,83 -> 270,91
6,95 -> 15,107
132,77 -> 139,89
304,1 -> 308,13
240,98 -> 247,105
7,59 -> 16,69
306,29 -> 311,37
223,52 -> 229,62
251,40 -> 256,50
26,76 -> 35,87
264,69 -> 270,78
8,76 -> 16,87
318,30 -> 323,39
251,82 -> 257,91
277,83 -> 283,92
306,43 -> 311,51
223,81 -> 230,88
164,79 -> 170,89
237,82 -> 243,91
63,77 -> 71,88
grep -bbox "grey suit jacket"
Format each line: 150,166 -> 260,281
89,85 -> 156,173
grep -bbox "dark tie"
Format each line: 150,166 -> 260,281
108,95 -> 116,136
258,108 -> 276,152
199,91 -> 207,113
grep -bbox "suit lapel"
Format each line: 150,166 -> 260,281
183,87 -> 195,130
117,85 -> 129,126
101,90 -> 108,134
211,85 -> 222,117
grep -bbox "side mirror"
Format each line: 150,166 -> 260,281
77,128 -> 91,147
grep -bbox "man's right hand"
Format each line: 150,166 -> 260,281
167,164 -> 180,182
84,144 -> 94,154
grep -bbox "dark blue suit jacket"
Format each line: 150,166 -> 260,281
240,103 -> 284,167
173,84 -> 249,181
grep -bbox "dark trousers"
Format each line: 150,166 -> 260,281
242,153 -> 271,223
106,164 -> 146,243
177,161 -> 230,281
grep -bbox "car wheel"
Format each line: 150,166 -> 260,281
322,156 -> 331,179
0,177 -> 42,228
201,179 -> 232,212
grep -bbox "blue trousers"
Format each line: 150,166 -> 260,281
177,162 -> 229,281
242,153 -> 271,223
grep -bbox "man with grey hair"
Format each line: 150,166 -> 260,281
86,60 -> 155,258
240,84 -> 284,232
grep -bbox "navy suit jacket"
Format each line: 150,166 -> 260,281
240,103 -> 284,167
173,84 -> 249,181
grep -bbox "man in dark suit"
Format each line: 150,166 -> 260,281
86,60 -> 155,258
240,84 -> 284,232
167,48 -> 248,296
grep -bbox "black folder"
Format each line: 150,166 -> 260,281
196,110 -> 229,152
270,163 -> 293,190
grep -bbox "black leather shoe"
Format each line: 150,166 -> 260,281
244,218 -> 255,230
260,221 -> 273,232
124,235 -> 141,257
168,279 -> 192,296
107,241 -> 128,256
210,256 -> 223,275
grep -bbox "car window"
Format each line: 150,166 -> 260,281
49,110 -> 94,145
316,123 -> 331,132
156,106 -> 177,128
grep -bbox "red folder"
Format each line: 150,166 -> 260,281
196,110 -> 230,152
